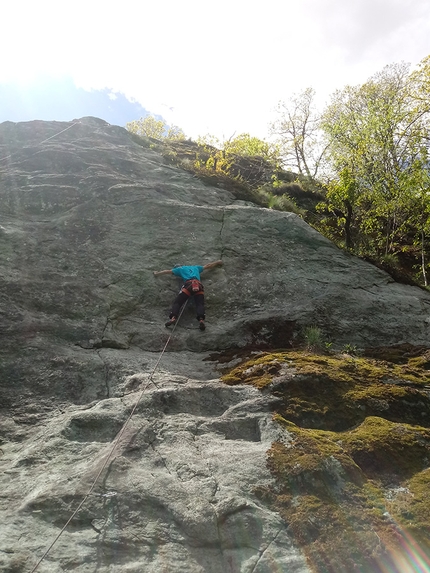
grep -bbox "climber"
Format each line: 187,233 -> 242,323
153,260 -> 223,330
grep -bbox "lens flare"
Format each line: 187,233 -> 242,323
377,523 -> 430,573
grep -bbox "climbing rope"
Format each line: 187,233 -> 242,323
0,121 -> 80,167
29,300 -> 188,573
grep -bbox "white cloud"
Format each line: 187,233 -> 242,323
2,0 -> 430,139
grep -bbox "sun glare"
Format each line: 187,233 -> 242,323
377,525 -> 430,573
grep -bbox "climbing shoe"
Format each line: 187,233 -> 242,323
165,317 -> 177,328
199,319 -> 206,331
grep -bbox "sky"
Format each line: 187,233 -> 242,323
1,0 -> 430,141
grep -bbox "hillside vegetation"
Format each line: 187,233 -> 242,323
127,55 -> 430,289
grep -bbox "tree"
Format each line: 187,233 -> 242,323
195,134 -> 228,172
321,62 -> 430,257
319,167 -> 359,250
224,133 -> 278,161
270,87 -> 328,179
195,132 -> 279,175
403,154 -> 430,285
409,55 -> 430,109
126,115 -> 185,140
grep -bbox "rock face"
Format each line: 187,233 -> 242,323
0,117 -> 430,572
1,117 -> 430,363
2,375 -> 309,573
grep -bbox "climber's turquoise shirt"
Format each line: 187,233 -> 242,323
172,265 -> 204,281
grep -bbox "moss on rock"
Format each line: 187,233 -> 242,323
222,351 -> 430,431
222,348 -> 430,572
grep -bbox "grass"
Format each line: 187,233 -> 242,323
302,325 -> 325,351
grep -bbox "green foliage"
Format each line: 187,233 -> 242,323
198,132 -> 278,161
124,57 -> 430,286
379,253 -> 400,268
126,115 -> 185,141
242,182 -> 305,215
320,61 -> 430,265
409,54 -> 430,106
196,133 -> 222,148
318,167 -> 358,249
341,343 -> 357,355
194,134 -> 232,176
302,325 -> 325,351
266,193 -> 303,215
224,133 -> 279,162
195,132 -> 280,182
126,131 -> 152,148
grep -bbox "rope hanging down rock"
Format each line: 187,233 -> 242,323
29,301 -> 188,573
0,121 -> 80,167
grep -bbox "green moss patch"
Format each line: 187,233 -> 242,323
222,350 -> 430,431
222,352 -> 284,388
338,417 -> 430,481
263,418 -> 430,572
393,469 -> 430,543
264,430 -> 397,572
222,348 -> 430,572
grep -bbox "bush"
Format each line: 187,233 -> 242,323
272,182 -> 304,197
268,194 -> 304,215
302,325 -> 325,351
127,131 -> 151,148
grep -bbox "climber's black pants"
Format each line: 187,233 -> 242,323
170,286 -> 205,321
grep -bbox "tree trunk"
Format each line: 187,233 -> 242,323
421,228 -> 428,287
344,200 -> 353,250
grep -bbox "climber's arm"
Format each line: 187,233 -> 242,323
153,269 -> 173,276
203,260 -> 223,271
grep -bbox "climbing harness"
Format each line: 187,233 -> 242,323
181,279 -> 204,296
29,300 -> 188,573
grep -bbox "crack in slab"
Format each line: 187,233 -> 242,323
219,207 -> 226,259
249,526 -> 284,573
149,441 -> 175,479
96,350 -> 110,398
